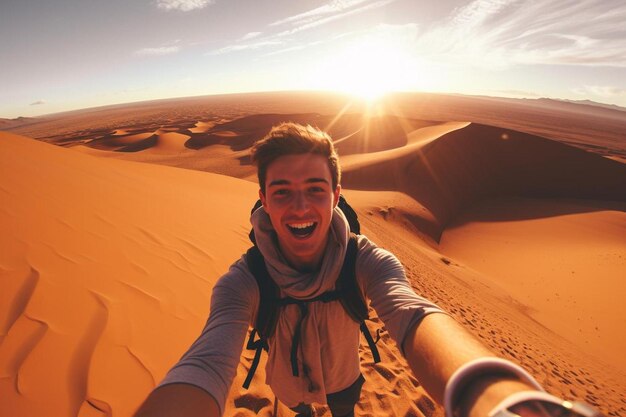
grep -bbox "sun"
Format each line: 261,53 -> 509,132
310,36 -> 423,101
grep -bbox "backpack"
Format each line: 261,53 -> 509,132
243,195 -> 381,389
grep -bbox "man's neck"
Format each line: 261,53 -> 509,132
279,237 -> 329,272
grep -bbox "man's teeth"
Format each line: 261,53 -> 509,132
289,222 -> 315,229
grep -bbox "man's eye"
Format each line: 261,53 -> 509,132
309,186 -> 325,193
274,189 -> 289,196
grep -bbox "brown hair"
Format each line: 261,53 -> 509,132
250,122 -> 341,193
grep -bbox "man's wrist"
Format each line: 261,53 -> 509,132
457,376 -> 539,417
444,357 -> 544,417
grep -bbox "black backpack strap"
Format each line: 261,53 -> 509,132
246,246 -> 280,337
337,195 -> 360,234
242,329 -> 267,389
248,200 -> 264,245
289,302 -> 308,376
337,233 -> 381,364
243,246 -> 280,388
277,291 -> 343,377
361,322 -> 381,363
336,234 -> 368,322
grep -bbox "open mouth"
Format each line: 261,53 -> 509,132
287,222 -> 317,238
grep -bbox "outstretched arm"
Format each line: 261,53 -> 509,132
357,237 -> 550,417
133,260 -> 259,417
134,384 -> 220,417
403,313 -> 539,417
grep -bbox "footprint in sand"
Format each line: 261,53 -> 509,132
233,393 -> 271,414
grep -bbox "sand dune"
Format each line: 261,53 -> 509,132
440,197 -> 626,370
1,92 -> 625,417
0,132 -> 258,417
85,131 -> 191,153
342,123 -> 626,242
149,131 -> 191,153
188,121 -> 216,134
96,132 -> 155,149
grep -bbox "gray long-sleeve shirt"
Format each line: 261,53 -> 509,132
159,209 -> 444,415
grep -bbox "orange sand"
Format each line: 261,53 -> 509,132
1,92 -> 625,417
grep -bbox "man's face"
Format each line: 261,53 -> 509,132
259,153 -> 340,270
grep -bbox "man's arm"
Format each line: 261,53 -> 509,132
134,384 -> 220,417
133,260 -> 259,417
403,312 -> 539,417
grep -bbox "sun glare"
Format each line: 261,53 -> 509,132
311,36 -> 425,101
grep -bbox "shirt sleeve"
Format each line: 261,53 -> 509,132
356,235 -> 446,355
157,257 -> 259,416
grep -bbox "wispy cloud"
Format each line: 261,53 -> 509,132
573,85 -> 626,97
241,32 -> 262,41
135,46 -> 180,56
263,45 -> 307,57
156,0 -> 213,12
493,89 -> 540,97
210,40 -> 283,55
211,0 -> 395,56
270,0 -> 373,27
414,0 -> 626,68
272,0 -> 396,36
263,41 -> 324,57
29,99 -> 46,106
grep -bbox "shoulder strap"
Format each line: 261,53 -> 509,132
337,195 -> 360,234
337,233 -> 382,364
243,246 -> 281,389
246,246 -> 280,338
336,233 -> 368,322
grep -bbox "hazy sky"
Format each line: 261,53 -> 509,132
2,0 -> 625,118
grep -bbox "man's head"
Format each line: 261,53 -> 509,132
251,122 -> 341,195
250,123 -> 342,270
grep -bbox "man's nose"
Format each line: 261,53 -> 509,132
292,192 -> 309,213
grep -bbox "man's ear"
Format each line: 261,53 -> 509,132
333,184 -> 341,208
259,188 -> 266,207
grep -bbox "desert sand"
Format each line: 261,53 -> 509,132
1,92 -> 625,417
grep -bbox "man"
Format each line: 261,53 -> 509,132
135,123 -> 598,417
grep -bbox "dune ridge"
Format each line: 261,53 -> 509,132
342,122 -> 626,242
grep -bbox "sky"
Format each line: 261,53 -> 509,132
1,0 -> 625,118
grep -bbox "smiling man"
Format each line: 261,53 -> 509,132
134,123 -> 600,417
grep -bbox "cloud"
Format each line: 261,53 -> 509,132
271,0 -> 396,36
263,45 -> 307,57
270,0 -> 372,27
209,0 -> 395,57
573,85 -> 626,97
210,40 -> 283,55
135,46 -> 180,56
241,32 -> 262,41
451,0 -> 516,27
156,0 -> 213,11
29,99 -> 46,106
413,0 -> 626,68
263,41 -> 325,57
493,89 -> 541,97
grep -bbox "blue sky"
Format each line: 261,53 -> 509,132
1,0 -> 625,118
